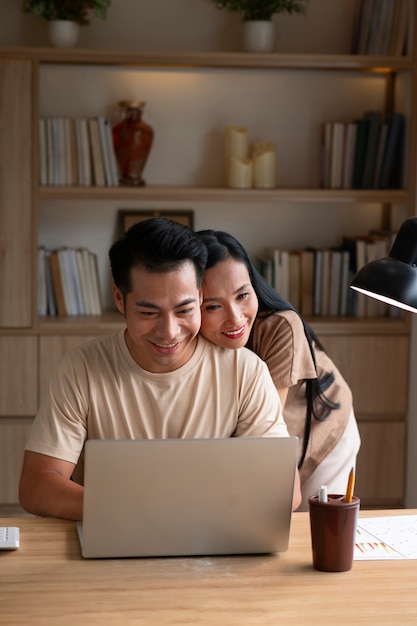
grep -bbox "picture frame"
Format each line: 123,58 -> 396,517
119,210 -> 194,233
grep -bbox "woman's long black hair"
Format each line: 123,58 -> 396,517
197,229 -> 340,469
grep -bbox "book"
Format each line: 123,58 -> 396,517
77,118 -> 93,186
378,112 -> 404,188
37,246 -> 47,316
377,0 -> 396,55
338,249 -> 350,316
342,122 -> 358,189
88,118 -> 105,187
49,249 -> 67,316
57,117 -> 67,186
97,116 -> 113,187
38,119 -> 48,186
45,117 -> 54,185
50,117 -> 60,186
98,116 -> 119,187
79,249 -> 94,315
257,254 -> 273,287
352,118 -> 370,188
266,247 -> 289,300
356,0 -> 375,54
299,249 -> 314,317
366,0 -> 384,55
67,118 -> 78,185
88,250 -> 103,315
43,249 -> 57,317
329,122 -> 345,189
328,249 -> 342,316
57,248 -> 79,315
361,111 -> 382,188
342,237 -> 367,317
389,0 -> 409,56
373,122 -> 388,188
75,249 -> 93,314
320,249 -> 331,317
288,251 -> 301,310
66,248 -> 85,314
350,0 -> 365,54
311,248 -> 323,316
63,118 -> 75,186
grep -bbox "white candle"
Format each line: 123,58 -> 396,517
225,125 -> 249,186
225,125 -> 249,160
228,156 -> 253,188
253,141 -> 276,188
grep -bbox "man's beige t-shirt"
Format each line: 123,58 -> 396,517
26,331 -> 288,480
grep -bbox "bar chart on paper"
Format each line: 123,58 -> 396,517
354,515 -> 417,560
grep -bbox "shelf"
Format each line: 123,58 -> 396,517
37,311 -> 125,335
310,316 -> 409,336
16,313 -> 406,337
0,47 -> 413,72
38,186 -> 409,204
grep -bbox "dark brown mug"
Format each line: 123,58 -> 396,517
308,494 -> 360,572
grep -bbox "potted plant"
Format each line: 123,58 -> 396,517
208,0 -> 309,52
21,0 -> 111,47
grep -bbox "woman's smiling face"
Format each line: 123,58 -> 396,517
200,257 -> 259,349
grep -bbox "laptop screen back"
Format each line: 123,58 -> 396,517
78,436 -> 298,558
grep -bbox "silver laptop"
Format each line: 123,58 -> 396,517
77,436 -> 298,559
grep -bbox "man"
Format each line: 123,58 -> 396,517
20,218 -> 301,520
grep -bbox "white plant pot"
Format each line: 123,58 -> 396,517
243,20 -> 275,53
48,20 -> 80,48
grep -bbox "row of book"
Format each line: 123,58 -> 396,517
321,111 -> 404,190
350,0 -> 413,56
38,116 -> 120,188
257,229 -> 398,319
38,246 -> 102,317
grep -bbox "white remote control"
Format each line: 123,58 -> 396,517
0,526 -> 19,550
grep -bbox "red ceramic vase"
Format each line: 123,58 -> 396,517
112,100 -> 154,186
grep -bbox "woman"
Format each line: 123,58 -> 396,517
197,229 -> 361,511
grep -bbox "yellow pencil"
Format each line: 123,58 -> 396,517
345,467 -> 355,503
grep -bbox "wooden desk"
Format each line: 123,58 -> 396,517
1,510 -> 417,625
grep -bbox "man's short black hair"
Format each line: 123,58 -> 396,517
109,217 -> 208,297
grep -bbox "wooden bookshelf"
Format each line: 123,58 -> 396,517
0,2 -> 416,510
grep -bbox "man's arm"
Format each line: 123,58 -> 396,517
19,451 -> 83,521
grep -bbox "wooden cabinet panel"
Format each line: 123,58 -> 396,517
39,335 -> 98,404
0,336 -> 37,415
0,59 -> 33,327
0,418 -> 33,503
355,421 -> 405,507
319,335 -> 409,418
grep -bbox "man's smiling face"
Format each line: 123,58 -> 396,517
113,260 -> 202,373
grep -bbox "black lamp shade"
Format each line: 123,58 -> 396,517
350,217 -> 417,313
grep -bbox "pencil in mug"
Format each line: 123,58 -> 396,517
344,467 -> 355,503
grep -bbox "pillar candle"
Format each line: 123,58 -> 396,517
253,141 -> 277,189
225,125 -> 249,186
228,156 -> 253,188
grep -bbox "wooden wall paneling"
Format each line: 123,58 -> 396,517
0,418 -> 33,503
355,421 -> 405,507
0,336 -> 37,415
320,335 -> 409,418
0,58 -> 33,327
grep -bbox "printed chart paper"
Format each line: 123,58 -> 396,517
354,515 -> 417,560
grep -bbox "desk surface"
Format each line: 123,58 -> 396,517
1,510 -> 417,625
